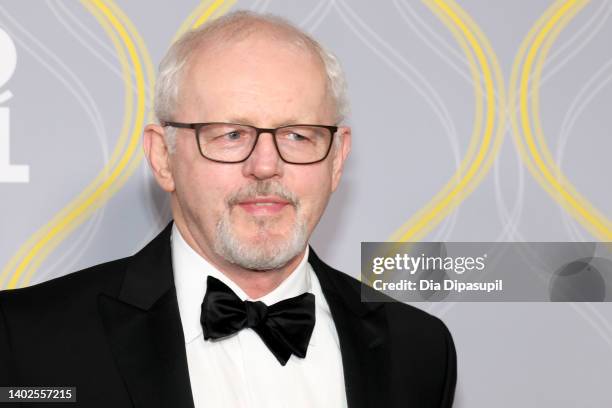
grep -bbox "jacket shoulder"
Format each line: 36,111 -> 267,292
0,257 -> 130,310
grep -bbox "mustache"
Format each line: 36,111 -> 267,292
226,181 -> 300,208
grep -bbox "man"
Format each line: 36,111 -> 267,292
0,11 -> 456,408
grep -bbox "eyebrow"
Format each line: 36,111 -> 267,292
225,117 -> 303,128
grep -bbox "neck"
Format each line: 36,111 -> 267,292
173,218 -> 306,299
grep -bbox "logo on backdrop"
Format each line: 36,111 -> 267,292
0,27 -> 29,183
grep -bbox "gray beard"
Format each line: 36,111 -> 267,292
213,181 -> 308,270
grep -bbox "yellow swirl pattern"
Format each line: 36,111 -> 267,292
509,0 -> 612,240
0,0 -> 148,289
390,0 -> 506,242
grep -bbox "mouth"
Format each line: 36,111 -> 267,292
236,196 -> 292,216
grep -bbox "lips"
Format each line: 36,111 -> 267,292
237,196 -> 291,215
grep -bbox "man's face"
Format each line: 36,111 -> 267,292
147,34 -> 350,271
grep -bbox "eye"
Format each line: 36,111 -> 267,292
286,132 -> 308,142
225,131 -> 243,141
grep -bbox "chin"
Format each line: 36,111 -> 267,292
239,215 -> 295,237
214,215 -> 309,270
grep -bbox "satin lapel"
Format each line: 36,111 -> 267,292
309,248 -> 390,408
97,223 -> 194,408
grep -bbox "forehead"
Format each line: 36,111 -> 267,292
179,34 -> 333,124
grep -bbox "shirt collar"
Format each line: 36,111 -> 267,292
171,223 -> 312,344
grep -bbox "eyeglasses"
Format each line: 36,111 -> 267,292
162,121 -> 338,164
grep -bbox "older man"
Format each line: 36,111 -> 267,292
0,10 -> 455,408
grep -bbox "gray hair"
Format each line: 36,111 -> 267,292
154,10 -> 350,152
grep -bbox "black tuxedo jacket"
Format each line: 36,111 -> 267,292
0,222 -> 456,407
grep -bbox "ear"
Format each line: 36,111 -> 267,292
331,126 -> 351,192
143,123 -> 175,192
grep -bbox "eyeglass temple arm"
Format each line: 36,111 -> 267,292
160,121 -> 197,129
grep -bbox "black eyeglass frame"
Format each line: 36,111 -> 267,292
162,121 -> 339,165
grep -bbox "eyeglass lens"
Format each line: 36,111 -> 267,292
197,123 -> 332,163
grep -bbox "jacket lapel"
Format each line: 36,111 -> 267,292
97,223 -> 194,408
308,248 -> 390,408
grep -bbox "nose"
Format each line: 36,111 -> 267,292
241,132 -> 283,180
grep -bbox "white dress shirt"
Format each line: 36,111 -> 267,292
171,224 -> 348,407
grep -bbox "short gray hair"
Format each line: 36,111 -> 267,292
154,10 -> 350,152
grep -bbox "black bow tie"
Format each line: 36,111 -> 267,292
200,275 -> 316,366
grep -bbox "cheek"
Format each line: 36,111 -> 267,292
290,165 -> 334,221
172,156 -> 237,218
